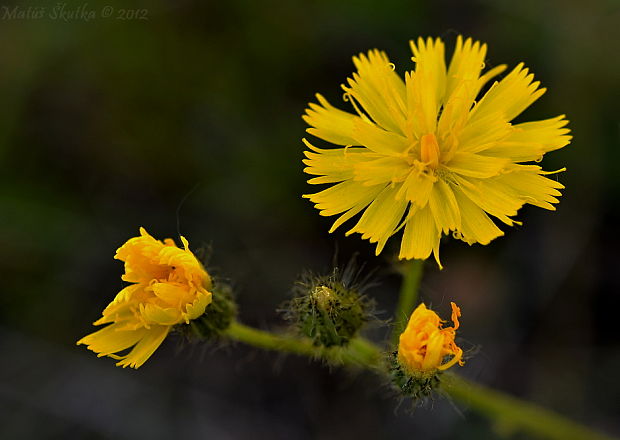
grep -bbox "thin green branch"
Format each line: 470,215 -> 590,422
225,320 -> 615,440
224,321 -> 382,367
391,259 -> 424,344
225,321 -> 317,356
441,373 -> 615,440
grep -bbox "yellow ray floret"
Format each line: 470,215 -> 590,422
398,302 -> 464,375
77,228 -> 212,368
302,36 -> 571,267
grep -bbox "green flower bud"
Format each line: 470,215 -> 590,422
285,259 -> 375,348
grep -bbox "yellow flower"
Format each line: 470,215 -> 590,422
398,302 -> 464,376
77,228 -> 212,368
303,36 -> 571,266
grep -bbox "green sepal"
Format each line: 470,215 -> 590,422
388,351 -> 441,400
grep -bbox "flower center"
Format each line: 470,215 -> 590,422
420,133 -> 440,169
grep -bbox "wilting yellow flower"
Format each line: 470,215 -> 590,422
77,228 -> 212,368
303,36 -> 571,266
398,302 -> 463,375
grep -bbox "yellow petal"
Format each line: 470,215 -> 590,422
115,228 -> 161,262
408,303 -> 440,329
303,93 -> 363,146
495,165 -> 565,210
445,36 -> 507,104
150,281 -> 184,302
94,284 -> 144,325
429,179 -> 461,233
446,152 -> 508,178
115,325 -> 170,369
396,169 -> 435,208
110,283 -> 144,304
141,303 -> 182,326
445,36 -> 485,100
184,290 -> 212,322
399,205 -> 439,260
343,50 -> 407,134
157,246 -> 203,275
453,190 -> 504,245
457,112 -> 513,153
407,37 -> 447,135
421,330 -> 445,370
483,115 -> 572,162
352,118 -> 409,156
352,155 -> 410,186
302,139 -> 370,184
304,180 -> 384,217
346,185 -> 409,255
452,175 -> 522,226
469,63 -> 546,123
437,349 -> 463,371
437,81 -> 473,137
115,229 -> 169,283
327,195 -> 381,233
77,323 -> 148,357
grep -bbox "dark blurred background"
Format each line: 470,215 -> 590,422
1,0 -> 618,438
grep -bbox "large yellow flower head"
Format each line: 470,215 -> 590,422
77,228 -> 212,368
303,36 -> 571,266
398,302 -> 464,376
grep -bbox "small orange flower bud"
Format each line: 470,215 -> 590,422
397,302 -> 464,376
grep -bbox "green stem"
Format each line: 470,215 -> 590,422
225,321 -> 615,440
441,373 -> 615,440
225,321 -> 317,356
391,259 -> 424,344
224,321 -> 382,367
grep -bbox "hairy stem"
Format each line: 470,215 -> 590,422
225,321 -> 382,367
